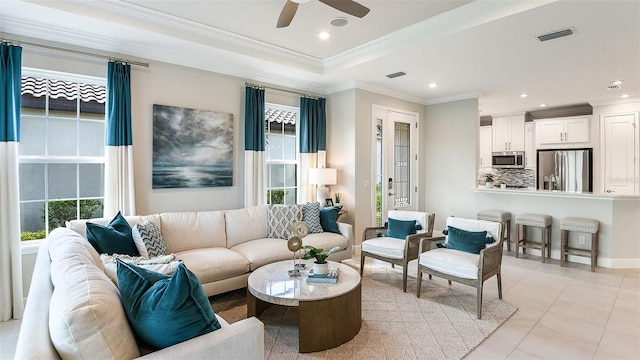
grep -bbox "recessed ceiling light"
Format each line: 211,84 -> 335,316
330,17 -> 348,27
540,103 -> 547,107
291,0 -> 310,3
429,82 -> 437,88
318,31 -> 331,40
621,94 -> 629,98
613,80 -> 623,85
519,93 -> 528,98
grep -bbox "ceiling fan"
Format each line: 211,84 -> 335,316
277,0 -> 370,28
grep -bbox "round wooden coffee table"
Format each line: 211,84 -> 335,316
247,260 -> 361,353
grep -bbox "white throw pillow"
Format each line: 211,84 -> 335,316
131,226 -> 150,258
100,253 -> 182,286
135,221 -> 167,257
268,204 -> 303,239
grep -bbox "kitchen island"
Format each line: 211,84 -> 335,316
472,187 -> 640,268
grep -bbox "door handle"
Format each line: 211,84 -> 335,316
388,192 -> 395,196
606,190 -> 613,193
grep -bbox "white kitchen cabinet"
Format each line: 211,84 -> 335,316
524,122 -> 536,168
536,117 -> 589,146
479,126 -> 492,168
602,112 -> 639,195
492,115 -> 524,151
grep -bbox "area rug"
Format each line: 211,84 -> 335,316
211,259 -> 517,360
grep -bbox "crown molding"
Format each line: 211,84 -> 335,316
425,92 -> 480,106
323,0 -> 556,73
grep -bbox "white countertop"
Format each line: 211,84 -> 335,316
473,187 -> 640,200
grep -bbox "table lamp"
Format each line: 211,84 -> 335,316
309,167 -> 337,206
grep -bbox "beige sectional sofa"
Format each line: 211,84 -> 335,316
15,205 -> 353,359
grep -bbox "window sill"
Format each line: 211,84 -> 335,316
21,240 -> 42,255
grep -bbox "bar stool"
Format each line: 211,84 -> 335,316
477,210 -> 511,251
561,217 -> 600,272
515,213 -> 552,262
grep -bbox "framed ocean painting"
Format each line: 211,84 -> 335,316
152,104 -> 233,189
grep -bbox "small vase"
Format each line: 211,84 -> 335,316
485,182 -> 494,189
313,262 -> 329,275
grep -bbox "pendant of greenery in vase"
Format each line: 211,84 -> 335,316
334,192 -> 342,207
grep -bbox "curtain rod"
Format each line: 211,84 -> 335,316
245,82 -> 319,99
1,38 -> 150,68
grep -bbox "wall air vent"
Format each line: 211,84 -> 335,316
537,27 -> 575,42
386,71 -> 406,79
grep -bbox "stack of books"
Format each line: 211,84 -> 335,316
306,269 -> 340,284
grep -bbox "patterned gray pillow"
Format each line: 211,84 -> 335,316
303,202 -> 323,233
268,204 -> 303,239
134,222 -> 167,257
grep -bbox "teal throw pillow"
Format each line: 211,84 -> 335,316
386,218 -> 417,240
86,211 -> 139,256
319,205 -> 343,234
445,226 -> 496,254
116,260 -> 221,349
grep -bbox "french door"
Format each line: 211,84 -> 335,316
372,106 -> 419,225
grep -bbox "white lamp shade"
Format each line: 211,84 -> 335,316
308,168 -> 337,185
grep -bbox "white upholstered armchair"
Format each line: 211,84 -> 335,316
360,210 -> 435,292
416,216 -> 503,319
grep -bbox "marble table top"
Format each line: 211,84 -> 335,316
247,260 -> 361,307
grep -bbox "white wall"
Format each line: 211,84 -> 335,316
423,98 -> 479,230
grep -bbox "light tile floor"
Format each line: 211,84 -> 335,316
1,252 -> 639,359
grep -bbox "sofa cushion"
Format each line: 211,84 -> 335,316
160,211 -> 226,253
176,247 -> 251,283
117,260 -> 221,349
319,205 -> 342,234
419,248 -> 480,279
134,221 -> 167,257
225,205 -> 269,248
48,228 -> 140,359
100,253 -> 181,286
268,204 -> 303,239
300,232 -> 348,254
303,202 -> 323,233
66,214 -> 161,239
386,218 -> 417,240
86,211 -> 139,256
231,238 -> 291,271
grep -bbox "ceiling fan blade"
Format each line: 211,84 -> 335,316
277,1 -> 299,28
318,0 -> 370,18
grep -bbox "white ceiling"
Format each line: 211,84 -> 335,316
1,0 -> 638,116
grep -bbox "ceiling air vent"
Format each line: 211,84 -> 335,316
386,71 -> 406,79
606,84 -> 622,90
537,27 -> 575,42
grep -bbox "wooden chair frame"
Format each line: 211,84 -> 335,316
416,225 -> 503,319
360,213 -> 435,292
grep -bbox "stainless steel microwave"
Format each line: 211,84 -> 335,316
492,151 -> 525,168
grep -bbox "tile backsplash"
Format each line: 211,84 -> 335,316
478,168 -> 536,188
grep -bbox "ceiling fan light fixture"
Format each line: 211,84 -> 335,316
330,17 -> 349,27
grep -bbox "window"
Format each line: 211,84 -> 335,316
265,103 -> 299,205
19,69 -> 106,241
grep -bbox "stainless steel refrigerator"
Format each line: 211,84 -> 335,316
537,148 -> 593,192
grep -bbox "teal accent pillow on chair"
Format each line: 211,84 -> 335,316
319,205 -> 343,234
86,211 -> 139,256
446,226 -> 495,254
386,218 -> 417,239
116,260 -> 221,349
